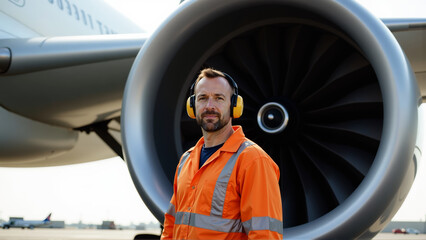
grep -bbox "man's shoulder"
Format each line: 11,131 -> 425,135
237,141 -> 279,172
187,146 -> 196,153
240,139 -> 271,160
179,146 -> 195,161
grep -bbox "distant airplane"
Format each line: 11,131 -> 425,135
1,213 -> 51,229
0,0 -> 425,239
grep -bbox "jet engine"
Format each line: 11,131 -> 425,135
122,0 -> 422,238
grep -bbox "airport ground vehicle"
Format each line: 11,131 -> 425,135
406,228 -> 421,234
392,228 -> 407,234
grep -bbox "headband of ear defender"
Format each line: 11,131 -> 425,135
186,72 -> 243,119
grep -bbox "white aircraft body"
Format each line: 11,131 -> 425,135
1,213 -> 51,229
0,0 -> 143,38
1,0 -> 425,239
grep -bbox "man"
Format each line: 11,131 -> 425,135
161,68 -> 283,239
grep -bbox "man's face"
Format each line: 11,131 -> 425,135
194,76 -> 233,132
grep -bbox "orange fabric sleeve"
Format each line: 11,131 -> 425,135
239,153 -> 283,240
161,195 -> 176,239
161,162 -> 180,239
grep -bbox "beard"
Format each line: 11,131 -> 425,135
196,110 -> 230,132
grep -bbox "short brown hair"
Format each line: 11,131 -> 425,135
193,68 -> 234,94
195,68 -> 226,84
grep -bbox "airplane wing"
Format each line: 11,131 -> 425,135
385,19 -> 426,101
0,34 -> 146,166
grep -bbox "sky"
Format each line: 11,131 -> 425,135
0,0 -> 425,226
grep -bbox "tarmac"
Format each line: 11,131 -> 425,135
374,233 -> 426,239
0,228 -> 424,240
0,228 -> 161,240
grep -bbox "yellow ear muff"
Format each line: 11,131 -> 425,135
232,95 -> 243,118
186,97 -> 196,119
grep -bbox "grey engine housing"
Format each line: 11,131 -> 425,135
122,0 -> 421,238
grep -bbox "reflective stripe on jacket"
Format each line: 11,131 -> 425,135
161,126 -> 283,239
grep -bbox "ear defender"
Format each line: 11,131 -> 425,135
232,95 -> 243,118
225,72 -> 243,119
186,81 -> 196,119
186,72 -> 244,119
187,95 -> 196,119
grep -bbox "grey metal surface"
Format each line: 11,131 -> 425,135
0,35 -> 144,166
0,47 -> 10,73
122,0 -> 420,239
0,34 -> 146,75
387,24 -> 426,101
0,106 -> 77,162
0,34 -> 146,128
383,18 -> 426,32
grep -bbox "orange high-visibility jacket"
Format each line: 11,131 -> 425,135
161,126 -> 283,239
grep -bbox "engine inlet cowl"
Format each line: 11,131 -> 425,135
122,0 -> 419,239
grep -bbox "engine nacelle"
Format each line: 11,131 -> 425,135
122,0 -> 421,238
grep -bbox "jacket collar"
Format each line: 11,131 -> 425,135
189,125 -> 245,153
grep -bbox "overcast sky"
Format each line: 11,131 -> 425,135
0,0 -> 425,226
